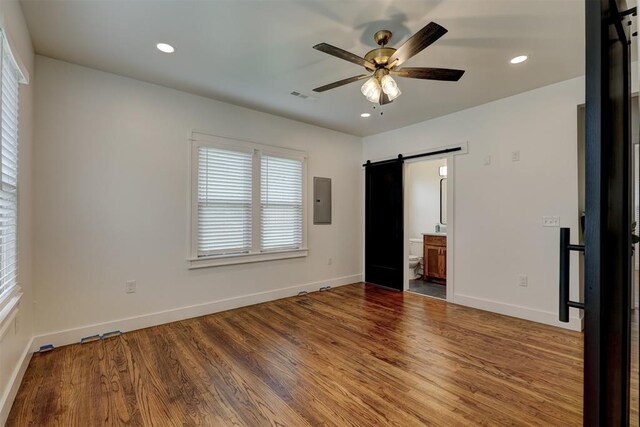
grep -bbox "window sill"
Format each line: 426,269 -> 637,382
0,286 -> 21,339
188,248 -> 308,269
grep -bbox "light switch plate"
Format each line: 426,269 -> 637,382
484,155 -> 491,165
542,216 -> 560,227
511,151 -> 520,162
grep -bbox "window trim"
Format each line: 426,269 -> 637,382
189,132 -> 308,269
0,28 -> 27,325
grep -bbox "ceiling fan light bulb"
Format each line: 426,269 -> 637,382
381,75 -> 401,100
361,77 -> 381,101
387,87 -> 401,101
366,92 -> 380,103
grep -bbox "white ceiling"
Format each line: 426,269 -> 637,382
21,0 -> 586,136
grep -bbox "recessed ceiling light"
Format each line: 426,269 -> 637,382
156,43 -> 175,53
510,55 -> 528,64
361,113 -> 371,118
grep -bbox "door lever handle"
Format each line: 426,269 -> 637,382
559,227 -> 585,322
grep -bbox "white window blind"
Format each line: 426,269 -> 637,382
0,34 -> 20,298
261,155 -> 303,251
197,146 -> 253,257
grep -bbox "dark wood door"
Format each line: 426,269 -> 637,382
584,0 -> 633,424
365,161 -> 403,291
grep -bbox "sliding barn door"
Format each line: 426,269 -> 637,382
584,0 -> 633,423
365,161 -> 404,291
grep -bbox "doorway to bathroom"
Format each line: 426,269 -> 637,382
405,156 -> 452,300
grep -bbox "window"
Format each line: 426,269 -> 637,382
190,134 -> 307,268
261,155 -> 303,251
197,147 -> 253,257
0,29 -> 27,314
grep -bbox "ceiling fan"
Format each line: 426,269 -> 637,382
312,22 -> 465,105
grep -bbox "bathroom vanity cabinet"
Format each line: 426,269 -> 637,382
423,234 -> 446,284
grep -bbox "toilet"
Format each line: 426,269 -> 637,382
409,238 -> 423,279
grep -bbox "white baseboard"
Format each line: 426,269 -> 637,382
0,337 -> 33,426
32,274 -> 362,351
454,293 -> 583,332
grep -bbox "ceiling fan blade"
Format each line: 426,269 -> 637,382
313,43 -> 376,70
379,91 -> 393,105
388,22 -> 448,67
313,74 -> 370,92
391,67 -> 465,81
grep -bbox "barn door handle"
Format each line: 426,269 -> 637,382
559,227 -> 585,322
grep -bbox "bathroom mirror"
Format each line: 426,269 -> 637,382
440,178 -> 447,225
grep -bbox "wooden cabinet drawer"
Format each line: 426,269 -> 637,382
424,235 -> 446,247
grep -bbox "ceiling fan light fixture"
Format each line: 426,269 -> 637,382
380,75 -> 401,101
366,93 -> 381,103
361,77 -> 381,103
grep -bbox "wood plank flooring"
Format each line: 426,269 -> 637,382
6,283 -> 638,426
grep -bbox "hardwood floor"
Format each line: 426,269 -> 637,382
6,283 -> 638,426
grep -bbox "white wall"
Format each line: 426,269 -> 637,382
32,56 -> 362,345
0,0 -> 34,423
364,77 -> 588,330
406,158 -> 446,240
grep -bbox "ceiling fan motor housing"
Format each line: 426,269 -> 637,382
366,30 -> 396,67
364,47 -> 396,67
365,47 -> 396,67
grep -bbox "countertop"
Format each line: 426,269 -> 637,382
422,232 -> 447,237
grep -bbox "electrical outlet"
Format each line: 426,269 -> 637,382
542,216 -> 560,227
511,150 -> 520,162
327,257 -> 332,265
518,275 -> 528,287
125,280 -> 136,294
